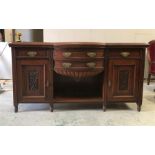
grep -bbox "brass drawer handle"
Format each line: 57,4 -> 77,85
63,52 -> 72,58
62,63 -> 72,68
120,52 -> 130,58
27,51 -> 37,57
86,62 -> 96,68
87,52 -> 96,57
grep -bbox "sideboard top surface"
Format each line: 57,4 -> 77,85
9,42 -> 149,48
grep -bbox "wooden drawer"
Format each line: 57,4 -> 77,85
54,49 -> 104,60
16,48 -> 48,58
108,49 -> 140,58
54,59 -> 104,78
54,60 -> 104,78
54,48 -> 104,78
54,60 -> 104,69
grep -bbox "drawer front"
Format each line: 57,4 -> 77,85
54,60 -> 104,69
16,48 -> 48,58
54,49 -> 104,59
108,49 -> 140,58
54,60 -> 104,78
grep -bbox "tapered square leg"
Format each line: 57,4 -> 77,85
103,104 -> 106,112
50,104 -> 54,112
136,102 -> 142,112
137,105 -> 141,112
14,105 -> 18,113
147,73 -> 151,85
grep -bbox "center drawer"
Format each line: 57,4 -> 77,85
53,48 -> 104,78
54,60 -> 104,69
53,49 -> 104,60
54,59 -> 104,78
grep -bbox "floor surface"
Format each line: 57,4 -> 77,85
0,80 -> 155,126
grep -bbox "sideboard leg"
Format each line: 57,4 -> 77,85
50,104 -> 54,112
137,104 -> 141,112
14,105 -> 18,113
103,104 -> 106,112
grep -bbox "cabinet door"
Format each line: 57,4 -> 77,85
108,59 -> 139,102
17,60 -> 50,102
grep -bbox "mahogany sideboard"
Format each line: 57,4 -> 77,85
9,42 -> 148,112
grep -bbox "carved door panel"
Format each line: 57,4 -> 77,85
17,60 -> 50,102
108,60 -> 139,102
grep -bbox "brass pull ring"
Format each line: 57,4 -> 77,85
27,51 -> 37,57
120,52 -> 130,58
86,62 -> 96,68
87,52 -> 96,57
63,52 -> 72,58
62,63 -> 72,68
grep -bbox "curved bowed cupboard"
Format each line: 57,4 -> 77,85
9,42 -> 148,112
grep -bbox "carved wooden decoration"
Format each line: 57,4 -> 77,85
119,70 -> 129,90
28,71 -> 39,91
